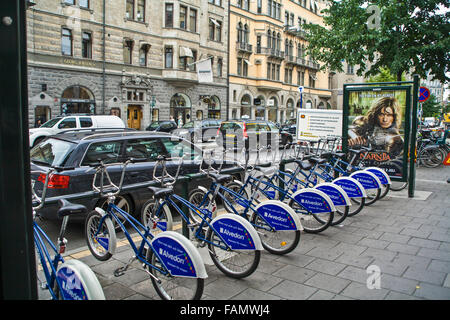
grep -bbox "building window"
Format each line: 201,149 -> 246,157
126,0 -> 134,20
189,8 -> 197,32
217,58 -> 223,77
165,3 -> 173,27
309,74 -> 316,88
257,0 -> 262,13
165,46 -> 173,68
79,0 -> 89,8
137,0 -> 145,22
237,58 -> 242,75
64,0 -> 75,5
81,32 -> 92,59
180,5 -> 187,29
61,28 -> 72,56
139,44 -> 150,66
123,39 -> 133,64
267,63 -> 271,79
209,18 -> 222,41
209,0 -> 222,6
347,64 -> 354,74
216,20 -> 222,42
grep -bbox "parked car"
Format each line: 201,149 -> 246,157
174,119 -> 222,143
216,119 -> 294,150
29,114 -> 125,148
145,120 -> 178,132
281,118 -> 297,136
29,130 -> 244,222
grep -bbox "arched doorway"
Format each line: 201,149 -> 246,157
207,95 -> 221,119
286,98 -> 295,121
61,86 -> 96,114
240,94 -> 252,119
170,93 -> 191,127
255,95 -> 265,120
268,96 -> 278,122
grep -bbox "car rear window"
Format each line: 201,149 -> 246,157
220,122 -> 242,131
30,138 -> 77,167
124,139 -> 165,161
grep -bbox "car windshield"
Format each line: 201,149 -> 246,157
30,138 -> 77,167
148,122 -> 161,129
40,118 -> 61,128
182,121 -> 200,128
160,137 -> 202,160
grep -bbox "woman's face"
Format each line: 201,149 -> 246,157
377,107 -> 395,129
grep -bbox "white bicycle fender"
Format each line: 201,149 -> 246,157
332,176 -> 367,198
314,182 -> 351,207
365,167 -> 391,185
291,188 -> 336,213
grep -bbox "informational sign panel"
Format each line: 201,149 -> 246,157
343,86 -> 411,181
296,109 -> 343,140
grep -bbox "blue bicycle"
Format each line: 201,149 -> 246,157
140,155 -> 263,279
84,159 -> 207,300
187,155 -> 302,255
32,167 -> 105,300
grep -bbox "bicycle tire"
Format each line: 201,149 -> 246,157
85,210 -> 116,261
146,247 -> 204,300
206,226 -> 260,279
288,198 -> 334,233
379,183 -> 390,199
222,181 -> 251,214
251,212 -> 301,255
140,199 -> 173,233
352,187 -> 380,206
188,188 -> 217,223
390,181 -> 408,191
332,204 -> 349,226
346,196 -> 365,217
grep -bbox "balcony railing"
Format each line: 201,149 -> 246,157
296,57 -> 320,70
260,47 -> 285,59
284,54 -> 296,64
236,41 -> 253,53
284,25 -> 308,39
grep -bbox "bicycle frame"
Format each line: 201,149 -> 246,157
94,201 -> 169,277
33,222 -> 64,300
155,193 -> 233,252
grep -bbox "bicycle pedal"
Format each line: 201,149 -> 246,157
114,268 -> 126,277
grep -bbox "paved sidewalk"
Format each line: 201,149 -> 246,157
40,165 -> 450,301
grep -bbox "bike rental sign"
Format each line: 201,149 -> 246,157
342,84 -> 412,181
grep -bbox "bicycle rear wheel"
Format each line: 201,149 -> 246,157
347,197 -> 365,217
146,248 -> 204,300
288,199 -> 334,233
251,213 -> 300,255
390,181 -> 408,191
332,205 -> 349,226
85,210 -> 116,261
206,227 -> 260,279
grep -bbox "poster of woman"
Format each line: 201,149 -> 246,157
346,89 -> 409,178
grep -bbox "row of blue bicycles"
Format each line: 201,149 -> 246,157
32,136 -> 394,300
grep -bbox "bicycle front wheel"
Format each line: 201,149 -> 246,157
206,227 -> 260,279
85,210 -> 116,261
146,248 -> 204,300
390,181 -> 408,191
288,199 -> 334,233
251,213 -> 300,255
332,204 -> 349,226
141,199 -> 173,233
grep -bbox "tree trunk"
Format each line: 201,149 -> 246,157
396,71 -> 403,81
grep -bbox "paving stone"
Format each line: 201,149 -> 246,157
386,242 -> 420,255
304,258 -> 347,276
379,274 -> 419,295
403,267 -> 446,286
380,232 -> 411,244
444,274 -> 450,288
385,291 -> 423,300
360,247 -> 397,262
272,265 -> 316,284
337,265 -> 368,284
408,237 -> 442,249
413,282 -> 450,300
428,232 -> 450,242
427,260 -> 450,273
275,252 -> 316,268
103,282 -> 137,300
307,289 -> 336,300
304,273 -> 351,294
340,282 -> 389,300
306,246 -> 344,261
358,238 -> 390,250
203,277 -> 249,299
335,252 -> 375,269
391,253 -> 432,270
268,280 -> 317,300
417,248 -> 450,262
231,287 -> 281,300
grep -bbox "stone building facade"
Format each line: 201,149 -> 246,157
228,0 -> 333,124
27,0 -> 229,129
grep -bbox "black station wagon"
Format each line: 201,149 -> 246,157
30,130 -> 243,222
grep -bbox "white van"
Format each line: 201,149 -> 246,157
29,115 -> 125,147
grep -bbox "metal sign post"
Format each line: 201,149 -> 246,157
408,75 -> 420,198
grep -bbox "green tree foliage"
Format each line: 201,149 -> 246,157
304,0 -> 449,82
421,94 -> 441,117
367,67 -> 406,82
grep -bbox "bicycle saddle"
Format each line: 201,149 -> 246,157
209,173 -> 232,184
294,160 -> 312,170
332,152 -> 346,158
307,157 -> 327,165
255,162 -> 272,168
320,152 -> 332,158
148,186 -> 174,198
57,199 -> 87,218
